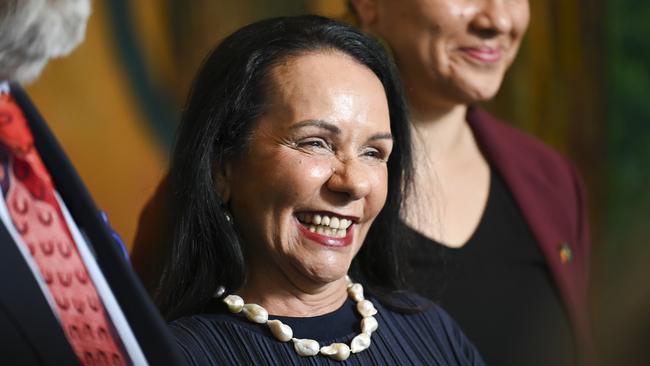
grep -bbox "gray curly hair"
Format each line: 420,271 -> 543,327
0,0 -> 91,84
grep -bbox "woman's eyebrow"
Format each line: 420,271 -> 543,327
290,119 -> 341,134
368,132 -> 393,141
291,120 -> 393,142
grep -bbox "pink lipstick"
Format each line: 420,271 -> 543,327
460,47 -> 502,63
296,219 -> 354,247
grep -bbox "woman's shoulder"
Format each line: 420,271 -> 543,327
376,291 -> 485,365
169,311 -> 261,342
168,313 -> 256,364
467,106 -> 573,169
379,291 -> 465,329
377,292 -> 463,338
467,107 -> 584,201
379,290 -> 438,312
169,313 -> 223,334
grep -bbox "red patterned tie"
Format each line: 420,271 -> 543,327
0,92 -> 129,365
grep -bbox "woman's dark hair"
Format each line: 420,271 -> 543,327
157,15 -> 413,320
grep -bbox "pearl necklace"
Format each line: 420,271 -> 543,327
220,277 -> 379,362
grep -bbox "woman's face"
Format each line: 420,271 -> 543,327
225,52 -> 392,287
355,0 -> 530,108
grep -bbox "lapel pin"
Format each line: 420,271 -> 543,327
559,243 -> 572,264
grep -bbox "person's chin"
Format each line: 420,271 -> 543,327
295,258 -> 351,286
452,71 -> 504,103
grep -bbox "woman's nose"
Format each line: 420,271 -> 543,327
326,159 -> 372,201
470,0 -> 514,36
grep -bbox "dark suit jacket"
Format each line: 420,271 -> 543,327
467,107 -> 592,362
0,84 -> 185,365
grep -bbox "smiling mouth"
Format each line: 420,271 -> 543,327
296,212 -> 354,238
459,46 -> 502,64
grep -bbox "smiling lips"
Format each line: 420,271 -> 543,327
459,46 -> 502,63
296,212 -> 355,247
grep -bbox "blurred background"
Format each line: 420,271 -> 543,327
26,0 -> 648,364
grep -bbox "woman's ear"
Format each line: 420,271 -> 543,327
214,162 -> 232,203
349,0 -> 379,30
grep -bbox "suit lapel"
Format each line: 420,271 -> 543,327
9,84 -> 110,252
10,84 -> 186,365
0,225 -> 80,365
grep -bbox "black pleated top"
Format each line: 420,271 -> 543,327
404,171 -> 574,365
169,293 -> 485,365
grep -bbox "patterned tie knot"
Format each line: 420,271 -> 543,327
0,94 -> 34,153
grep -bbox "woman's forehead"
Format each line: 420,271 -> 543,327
267,52 -> 384,106
260,53 -> 389,132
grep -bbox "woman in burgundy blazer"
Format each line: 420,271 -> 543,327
348,0 -> 592,364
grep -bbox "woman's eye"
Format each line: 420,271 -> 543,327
362,147 -> 387,161
297,138 -> 330,151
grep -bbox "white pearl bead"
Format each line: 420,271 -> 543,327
361,315 -> 378,334
351,333 -> 371,353
223,295 -> 244,313
320,343 -> 351,361
348,283 -> 364,302
267,320 -> 293,342
293,338 -> 320,356
242,303 -> 268,323
357,299 -> 378,317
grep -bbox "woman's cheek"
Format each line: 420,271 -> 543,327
273,154 -> 333,198
370,165 -> 389,213
305,159 -> 334,181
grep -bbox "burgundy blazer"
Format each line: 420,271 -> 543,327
467,107 -> 592,361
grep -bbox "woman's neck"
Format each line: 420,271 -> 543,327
410,103 -> 470,159
404,101 -> 491,248
237,262 -> 349,318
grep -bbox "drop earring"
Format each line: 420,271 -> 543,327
222,206 -> 233,224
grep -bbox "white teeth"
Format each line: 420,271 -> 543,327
321,216 -> 330,226
299,213 -> 353,237
329,217 -> 340,229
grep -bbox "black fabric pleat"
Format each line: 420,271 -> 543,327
169,293 -> 484,365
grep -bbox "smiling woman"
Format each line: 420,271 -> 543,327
227,52 -> 393,296
156,15 -> 484,365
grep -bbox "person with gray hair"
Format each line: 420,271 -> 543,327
0,1 -> 184,365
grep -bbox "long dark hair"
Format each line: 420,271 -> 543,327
156,15 -> 413,321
